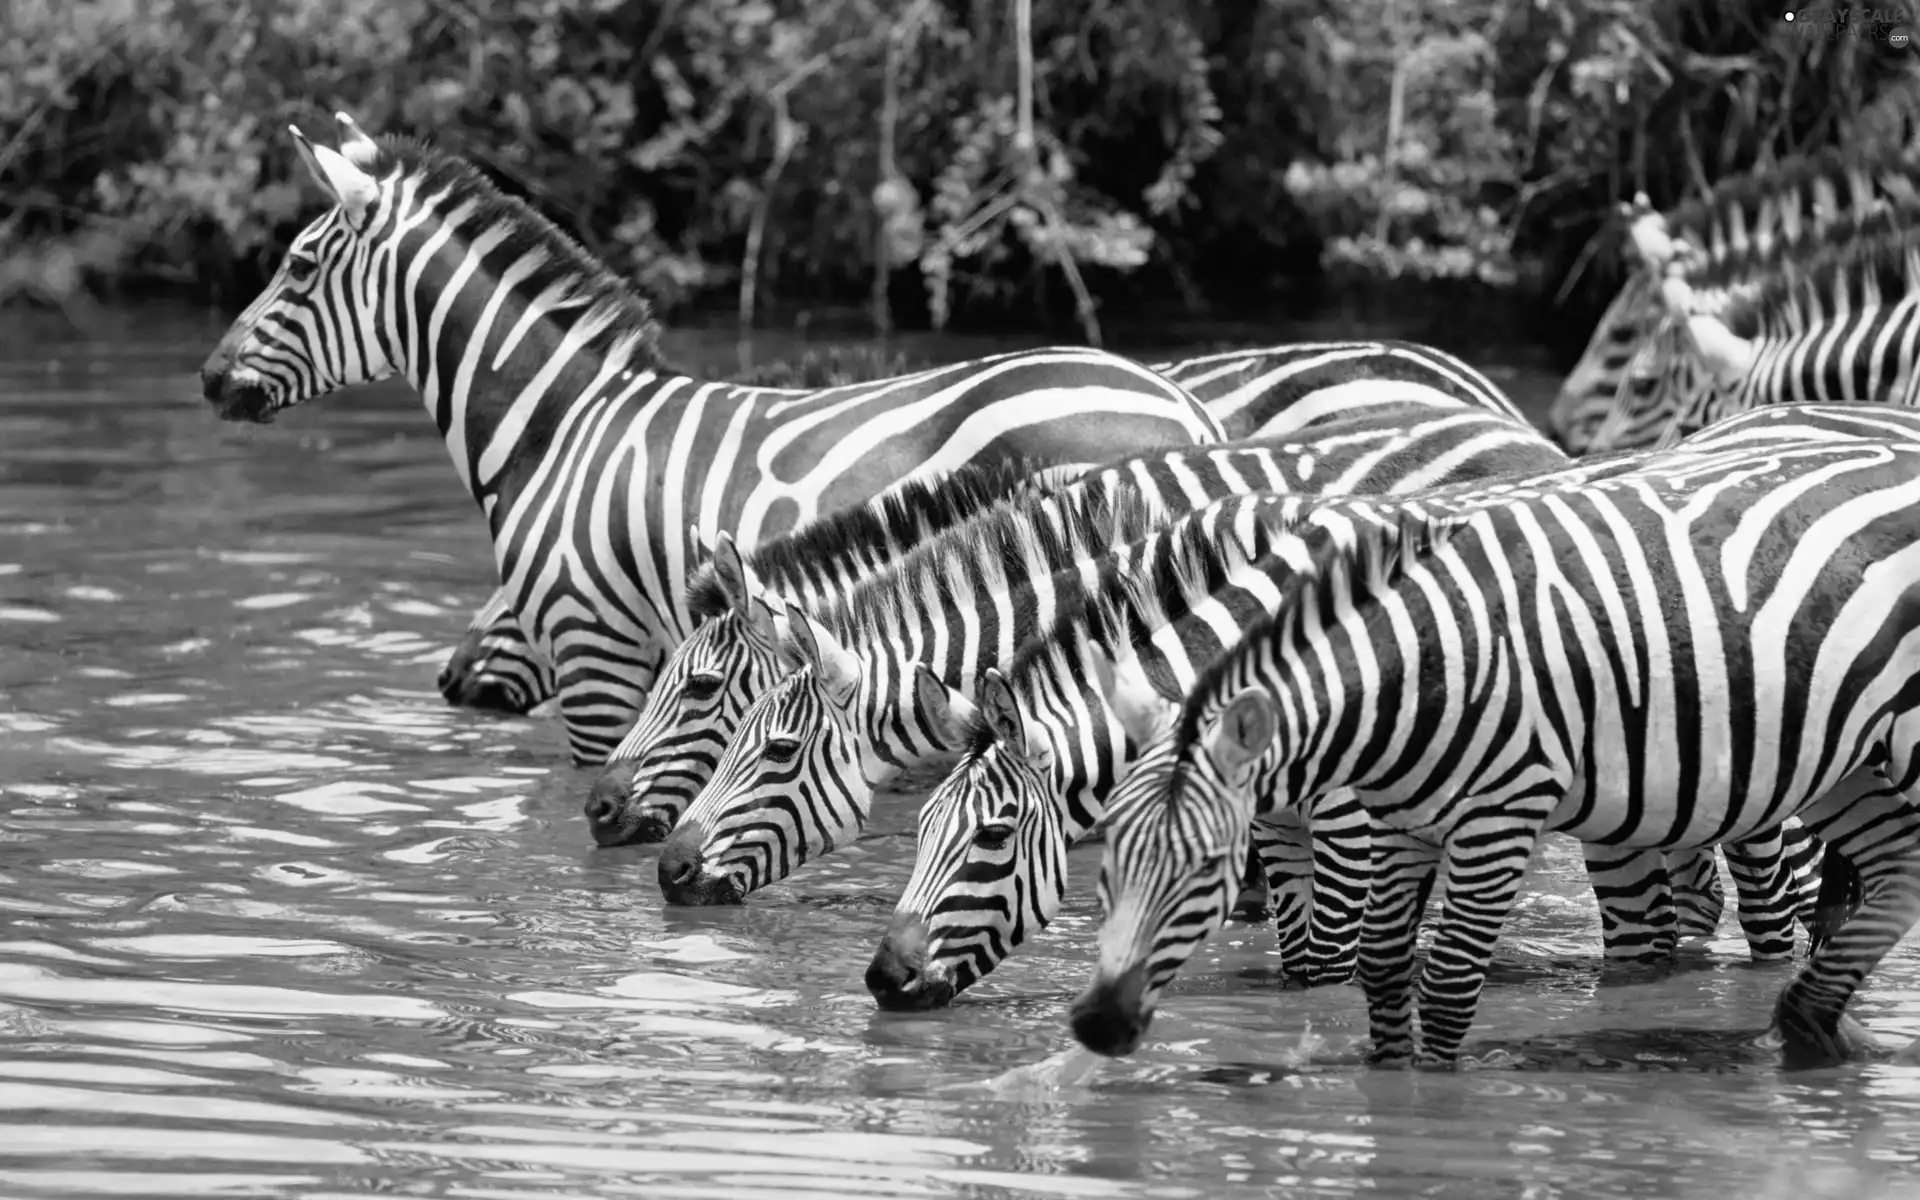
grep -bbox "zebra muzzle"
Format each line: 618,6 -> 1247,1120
1068,963 -> 1154,1057
864,916 -> 956,1011
583,763 -> 663,846
656,825 -> 744,906
200,369 -> 277,425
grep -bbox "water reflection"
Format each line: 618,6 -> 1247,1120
2,310 -> 1919,1198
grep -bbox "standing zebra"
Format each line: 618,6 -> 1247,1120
195,114 -> 1224,764
869,405 -> 1881,1011
1549,143 -> 1920,454
1068,432 -> 1920,1069
437,338 -> 1524,718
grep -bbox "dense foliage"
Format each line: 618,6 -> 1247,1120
2,0 -> 1915,347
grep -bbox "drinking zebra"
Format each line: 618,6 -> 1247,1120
436,338 -> 1524,719
867,406 -> 1900,1011
1549,142 -> 1920,454
580,458 -> 1067,846
1069,426 -> 1920,1069
194,113 -> 1225,764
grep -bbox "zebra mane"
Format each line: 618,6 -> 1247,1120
1666,142 -> 1920,282
962,498 -> 1282,754
1711,204 -> 1920,337
359,135 -> 669,371
683,458 -> 1062,621
1168,504 -> 1459,794
775,480 -> 1161,672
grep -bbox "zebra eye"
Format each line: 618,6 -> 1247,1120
681,674 -> 722,701
764,738 -> 801,763
286,255 -> 318,283
973,824 -> 1013,851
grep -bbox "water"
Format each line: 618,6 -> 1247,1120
4,307 -> 1920,1200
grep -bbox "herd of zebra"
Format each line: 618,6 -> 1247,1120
193,111 -> 1920,1072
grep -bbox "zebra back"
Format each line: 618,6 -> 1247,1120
1558,143 -> 1920,453
1149,342 -> 1523,439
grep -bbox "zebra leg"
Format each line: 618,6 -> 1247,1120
1809,841 -> 1863,955
1721,830 -> 1799,962
1775,772 -> 1920,1068
1581,845 -> 1677,963
1298,788 -> 1370,987
554,640 -> 666,766
1245,811 -> 1311,963
1357,829 -> 1441,1067
1413,814 -> 1551,1069
1233,831 -> 1278,923
1668,849 -> 1726,940
1776,819 -> 1831,939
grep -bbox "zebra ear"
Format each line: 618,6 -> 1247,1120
711,532 -> 761,610
685,523 -> 715,567
745,593 -> 784,647
1657,273 -> 1696,319
1682,314 -> 1758,387
914,664 -> 978,747
1089,642 -> 1175,749
784,602 -> 860,707
980,669 -> 1032,760
1624,199 -> 1677,275
288,124 -> 377,222
1204,688 -> 1278,777
334,112 -> 380,169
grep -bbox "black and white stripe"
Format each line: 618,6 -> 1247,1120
196,114 -> 1225,764
436,339 -> 1524,717
1071,418 -> 1920,1068
645,407 -> 1559,903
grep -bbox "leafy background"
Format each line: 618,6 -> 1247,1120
2,0 -> 1916,356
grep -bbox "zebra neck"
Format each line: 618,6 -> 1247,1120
391,224 -> 686,514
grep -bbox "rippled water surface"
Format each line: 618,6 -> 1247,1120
6,308 -> 1920,1200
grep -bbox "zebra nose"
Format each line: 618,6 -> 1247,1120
865,916 -> 931,1009
1069,964 -> 1152,1057
583,765 -> 642,846
656,826 -> 709,902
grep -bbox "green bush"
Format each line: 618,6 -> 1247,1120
0,0 -> 1912,341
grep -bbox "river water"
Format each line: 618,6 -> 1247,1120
3,307 -> 1919,1200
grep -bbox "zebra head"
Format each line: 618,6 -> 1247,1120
868,666 -> 1079,1010
655,604 -> 880,906
1584,312 -> 1719,454
1069,686 -> 1278,1058
585,532 -> 792,847
1650,278 -> 1762,446
1547,271 -> 1662,455
870,641 -> 1155,1011
201,113 -> 399,423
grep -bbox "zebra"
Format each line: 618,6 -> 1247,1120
1067,432 -> 1920,1070
579,457 -> 1071,846
588,404 -> 1557,850
1548,142 -> 1920,454
1622,213 -> 1920,450
437,338 -> 1526,717
869,406 -> 1880,1011
649,472 -> 1193,904
194,113 -> 1226,765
